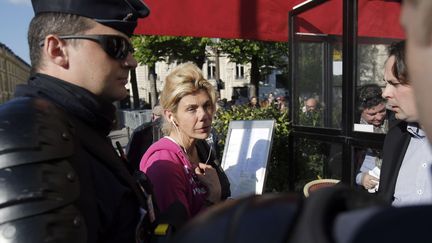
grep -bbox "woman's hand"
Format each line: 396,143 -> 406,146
195,163 -> 221,204
361,173 -> 379,190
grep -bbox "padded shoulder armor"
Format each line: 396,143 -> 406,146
0,97 -> 86,242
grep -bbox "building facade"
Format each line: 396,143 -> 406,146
127,52 -> 287,107
0,42 -> 31,104
129,53 -> 251,104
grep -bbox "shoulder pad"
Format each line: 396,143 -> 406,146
0,97 -> 85,242
0,97 -> 74,168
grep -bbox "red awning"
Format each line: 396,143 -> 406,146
134,0 -> 404,42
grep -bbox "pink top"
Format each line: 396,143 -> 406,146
140,137 -> 208,218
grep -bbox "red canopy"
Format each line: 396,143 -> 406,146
135,0 -> 404,42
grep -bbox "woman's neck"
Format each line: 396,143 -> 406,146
167,133 -> 200,164
169,132 -> 195,153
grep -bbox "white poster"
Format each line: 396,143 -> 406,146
221,120 -> 275,198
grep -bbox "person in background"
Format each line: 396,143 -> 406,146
355,83 -> 388,192
126,105 -> 163,170
0,0 -> 151,242
227,95 -> 238,109
248,96 -> 260,108
357,84 -> 388,133
140,62 -> 230,219
378,40 -> 432,206
260,99 -> 270,108
267,92 -> 276,106
304,97 -> 318,112
300,97 -> 322,127
276,96 -> 288,112
216,98 -> 228,110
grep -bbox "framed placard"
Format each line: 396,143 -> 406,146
221,120 -> 275,198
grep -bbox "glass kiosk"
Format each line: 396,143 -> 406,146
288,0 -> 404,191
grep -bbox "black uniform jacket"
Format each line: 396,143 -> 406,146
9,73 -> 145,243
377,120 -> 411,203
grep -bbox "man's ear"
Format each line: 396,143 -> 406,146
42,35 -> 69,68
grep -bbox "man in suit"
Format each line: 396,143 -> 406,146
377,40 -> 432,206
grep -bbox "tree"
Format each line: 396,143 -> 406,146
132,35 -> 169,107
132,35 -> 212,106
215,39 -> 289,97
162,36 -> 211,68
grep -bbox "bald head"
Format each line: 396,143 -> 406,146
305,98 -> 318,112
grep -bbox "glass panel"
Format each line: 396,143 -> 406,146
296,42 -> 324,127
355,43 -> 390,134
294,40 -> 343,129
293,137 -> 342,192
331,43 -> 343,128
293,0 -> 343,129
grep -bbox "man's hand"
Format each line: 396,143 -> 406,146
361,173 -> 379,190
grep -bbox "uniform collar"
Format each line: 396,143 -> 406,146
15,73 -> 116,136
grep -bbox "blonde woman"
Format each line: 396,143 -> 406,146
140,63 -> 230,218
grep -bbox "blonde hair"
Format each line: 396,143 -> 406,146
160,62 -> 216,135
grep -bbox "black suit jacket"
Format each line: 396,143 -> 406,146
377,120 -> 411,203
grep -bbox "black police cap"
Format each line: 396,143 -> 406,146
32,0 -> 150,36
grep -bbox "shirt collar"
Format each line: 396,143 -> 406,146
406,122 -> 426,139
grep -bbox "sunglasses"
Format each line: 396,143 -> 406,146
40,35 -> 134,60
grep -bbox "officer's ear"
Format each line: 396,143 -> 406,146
42,35 -> 69,68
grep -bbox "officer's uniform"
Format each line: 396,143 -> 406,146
0,1 -> 150,242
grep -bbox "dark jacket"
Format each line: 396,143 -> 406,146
126,118 -> 162,171
196,139 -> 231,200
4,73 -> 146,243
377,120 -> 411,203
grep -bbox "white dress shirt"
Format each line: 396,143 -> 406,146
393,123 -> 432,207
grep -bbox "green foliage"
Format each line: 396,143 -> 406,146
294,138 -> 326,191
215,39 -> 289,97
299,110 -> 323,127
216,39 -> 289,76
132,35 -> 171,67
132,35 -> 211,68
212,105 -> 291,192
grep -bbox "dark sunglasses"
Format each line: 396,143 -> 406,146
39,35 -> 134,60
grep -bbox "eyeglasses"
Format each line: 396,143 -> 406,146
40,35 -> 134,60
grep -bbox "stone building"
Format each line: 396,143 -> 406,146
127,52 -> 287,107
0,42 -> 31,104
129,53 -> 251,104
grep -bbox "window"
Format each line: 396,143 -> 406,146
207,62 -> 216,79
235,64 -> 244,79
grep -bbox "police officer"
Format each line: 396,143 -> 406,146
0,0 -> 150,242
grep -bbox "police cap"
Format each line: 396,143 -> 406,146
32,0 -> 150,36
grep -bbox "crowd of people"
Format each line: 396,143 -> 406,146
2,0 -> 432,242
215,92 -> 289,112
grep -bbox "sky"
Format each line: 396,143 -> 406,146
0,0 -> 33,64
